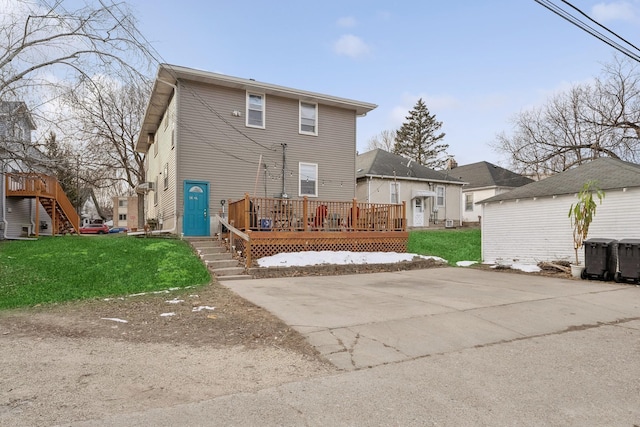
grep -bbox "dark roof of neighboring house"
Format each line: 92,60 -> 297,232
482,157 -> 640,203
452,161 -> 533,190
136,63 -> 378,152
356,149 -> 464,184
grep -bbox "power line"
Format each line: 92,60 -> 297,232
535,0 -> 640,63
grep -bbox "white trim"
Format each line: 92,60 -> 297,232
436,185 -> 445,207
246,92 -> 265,129
299,101 -> 318,136
299,162 -> 318,197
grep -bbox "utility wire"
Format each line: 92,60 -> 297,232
535,0 -> 640,63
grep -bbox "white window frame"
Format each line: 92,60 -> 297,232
119,213 -> 127,221
299,162 -> 318,197
299,101 -> 318,136
465,193 -> 474,212
163,163 -> 169,190
436,186 -> 445,207
390,181 -> 400,204
246,92 -> 265,129
154,176 -> 159,206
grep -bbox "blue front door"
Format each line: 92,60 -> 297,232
183,181 -> 209,236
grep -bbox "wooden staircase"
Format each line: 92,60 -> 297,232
5,173 -> 80,236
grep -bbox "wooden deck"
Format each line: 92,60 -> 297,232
5,173 -> 80,236
223,194 -> 409,267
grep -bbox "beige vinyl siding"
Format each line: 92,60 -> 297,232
356,177 -> 463,227
482,188 -> 640,264
176,80 -> 357,230
145,96 -> 177,230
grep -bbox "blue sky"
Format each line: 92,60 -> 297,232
133,1 -> 640,166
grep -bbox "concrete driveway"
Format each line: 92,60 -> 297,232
70,268 -> 640,426
225,267 -> 640,371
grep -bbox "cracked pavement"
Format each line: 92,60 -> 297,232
224,267 -> 640,371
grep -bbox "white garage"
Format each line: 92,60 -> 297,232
481,158 -> 640,265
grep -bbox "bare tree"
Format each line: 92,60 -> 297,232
0,0 -> 151,100
495,56 -> 640,176
366,129 -> 396,152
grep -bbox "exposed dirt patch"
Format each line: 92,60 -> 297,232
0,279 -> 320,357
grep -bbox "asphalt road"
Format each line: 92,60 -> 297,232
68,268 -> 640,426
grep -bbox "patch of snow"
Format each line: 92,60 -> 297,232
160,312 -> 175,317
512,264 -> 541,273
188,295 -> 199,298
100,317 -> 128,323
456,261 -> 477,267
192,306 -> 215,312
165,298 -> 184,304
257,251 -> 446,268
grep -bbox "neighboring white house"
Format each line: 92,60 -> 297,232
356,149 -> 465,228
481,158 -> 640,265
450,161 -> 533,224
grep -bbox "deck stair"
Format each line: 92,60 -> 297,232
186,238 -> 252,281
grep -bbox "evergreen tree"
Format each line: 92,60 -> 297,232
43,131 -> 81,210
393,98 -> 449,169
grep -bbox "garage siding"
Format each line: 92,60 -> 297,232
482,188 -> 640,264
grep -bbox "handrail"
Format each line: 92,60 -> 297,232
53,179 -> 80,233
215,214 -> 249,241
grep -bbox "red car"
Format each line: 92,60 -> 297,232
79,223 -> 110,234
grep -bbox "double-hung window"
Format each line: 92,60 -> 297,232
465,193 -> 474,211
299,162 -> 318,197
436,186 -> 445,207
163,163 -> 169,190
390,182 -> 400,204
299,102 -> 317,135
247,93 -> 265,128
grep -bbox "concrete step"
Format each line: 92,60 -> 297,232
216,274 -> 253,282
201,253 -> 233,262
206,259 -> 240,269
195,246 -> 227,255
211,266 -> 246,277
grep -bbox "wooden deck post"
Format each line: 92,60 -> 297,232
352,198 -> 358,231
303,196 -> 308,232
246,231 -> 252,269
402,201 -> 406,231
243,193 -> 250,230
35,195 -> 40,237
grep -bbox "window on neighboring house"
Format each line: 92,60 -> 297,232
163,163 -> 169,190
299,162 -> 318,197
163,111 -> 168,130
299,102 -> 317,135
119,214 -> 127,221
465,193 -> 474,211
390,182 -> 400,204
154,176 -> 159,206
153,137 -> 158,157
171,126 -> 175,149
118,199 -> 128,208
436,186 -> 445,207
247,93 -> 265,128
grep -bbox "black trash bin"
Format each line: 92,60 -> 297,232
583,238 -> 617,281
615,239 -> 640,284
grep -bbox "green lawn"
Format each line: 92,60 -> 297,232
0,235 -> 211,310
408,228 -> 481,266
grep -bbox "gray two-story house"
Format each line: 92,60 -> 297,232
135,64 -> 377,237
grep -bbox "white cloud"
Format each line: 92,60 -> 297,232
591,1 -> 637,22
336,16 -> 357,28
333,34 -> 371,59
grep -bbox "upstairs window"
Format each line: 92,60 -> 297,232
118,199 -> 128,208
300,102 -> 317,135
247,93 -> 265,128
163,163 -> 169,190
299,162 -> 318,197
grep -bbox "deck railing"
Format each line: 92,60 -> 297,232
228,194 -> 406,233
5,172 -> 80,234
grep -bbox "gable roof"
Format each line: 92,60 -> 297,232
0,101 -> 36,130
136,63 -> 378,151
452,161 -> 532,190
356,149 -> 464,185
482,157 -> 640,203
